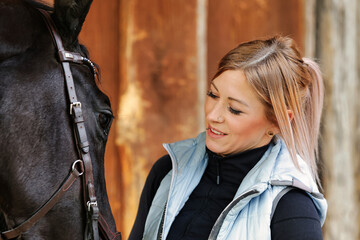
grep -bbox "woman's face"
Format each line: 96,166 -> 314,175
205,70 -> 277,155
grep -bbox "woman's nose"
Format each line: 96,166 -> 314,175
207,102 -> 225,123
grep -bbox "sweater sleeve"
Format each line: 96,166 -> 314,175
128,155 -> 172,240
270,189 -> 323,240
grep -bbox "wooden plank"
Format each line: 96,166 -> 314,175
315,0 -> 360,239
116,0 -> 199,237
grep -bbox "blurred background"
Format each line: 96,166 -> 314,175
45,0 -> 360,239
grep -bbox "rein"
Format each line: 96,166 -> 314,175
0,9 -> 121,240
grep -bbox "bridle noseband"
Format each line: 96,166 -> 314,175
0,9 -> 121,240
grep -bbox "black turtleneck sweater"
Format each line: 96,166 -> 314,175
129,145 -> 322,240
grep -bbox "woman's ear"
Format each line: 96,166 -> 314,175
268,110 -> 293,137
287,109 -> 294,122
53,0 -> 93,49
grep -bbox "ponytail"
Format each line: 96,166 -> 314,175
302,58 -> 325,184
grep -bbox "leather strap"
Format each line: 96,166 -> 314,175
0,161 -> 84,240
38,9 -> 100,240
98,215 -> 122,240
38,9 -> 121,240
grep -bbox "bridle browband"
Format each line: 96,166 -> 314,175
0,9 -> 121,240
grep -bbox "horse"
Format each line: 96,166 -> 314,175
0,0 -> 121,239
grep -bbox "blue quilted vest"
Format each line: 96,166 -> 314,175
143,132 -> 327,240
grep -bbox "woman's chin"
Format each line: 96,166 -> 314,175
205,140 -> 225,155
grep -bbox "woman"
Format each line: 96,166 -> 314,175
130,36 -> 327,240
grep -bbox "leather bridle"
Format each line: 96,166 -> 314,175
0,9 -> 121,240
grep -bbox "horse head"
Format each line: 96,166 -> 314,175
0,0 -> 120,239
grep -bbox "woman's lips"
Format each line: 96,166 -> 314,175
206,126 -> 227,138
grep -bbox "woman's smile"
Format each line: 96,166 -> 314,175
207,125 -> 228,138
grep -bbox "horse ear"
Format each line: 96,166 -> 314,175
53,0 -> 93,48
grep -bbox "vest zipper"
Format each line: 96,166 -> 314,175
208,188 -> 260,240
216,159 -> 220,185
157,204 -> 167,240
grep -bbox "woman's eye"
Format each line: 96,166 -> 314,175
207,91 -> 218,99
228,107 -> 242,115
98,113 -> 113,133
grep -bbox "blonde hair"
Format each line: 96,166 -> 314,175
214,36 -> 324,185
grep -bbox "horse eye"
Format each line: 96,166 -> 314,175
98,113 -> 112,131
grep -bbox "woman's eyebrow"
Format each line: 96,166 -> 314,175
211,82 -> 219,91
212,82 -> 249,107
228,97 -> 249,107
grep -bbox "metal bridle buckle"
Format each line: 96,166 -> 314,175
87,201 -> 98,212
64,52 -> 74,59
70,102 -> 81,115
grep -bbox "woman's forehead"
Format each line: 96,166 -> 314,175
211,70 -> 267,111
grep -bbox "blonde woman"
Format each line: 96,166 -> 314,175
130,36 -> 327,240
